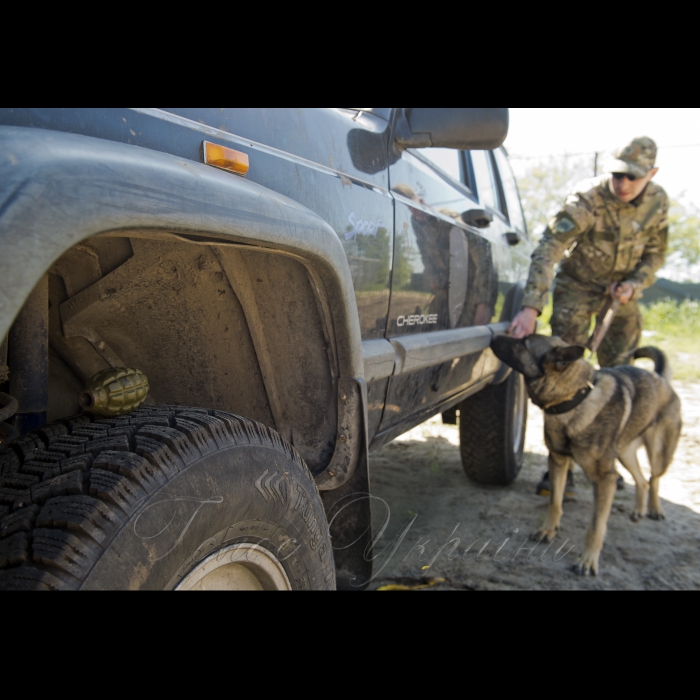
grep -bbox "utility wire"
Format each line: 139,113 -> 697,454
510,151 -> 597,161
656,143 -> 700,150
509,143 -> 700,161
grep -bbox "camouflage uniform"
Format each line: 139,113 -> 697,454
521,140 -> 668,367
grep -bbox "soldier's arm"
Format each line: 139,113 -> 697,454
627,201 -> 670,293
520,194 -> 596,313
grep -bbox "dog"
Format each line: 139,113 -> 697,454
491,334 -> 682,576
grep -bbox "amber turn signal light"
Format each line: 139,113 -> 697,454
203,141 -> 249,176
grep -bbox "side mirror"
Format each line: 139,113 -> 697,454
395,108 -> 509,150
462,208 -> 493,229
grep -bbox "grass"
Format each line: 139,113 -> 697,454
640,299 -> 700,382
536,297 -> 700,382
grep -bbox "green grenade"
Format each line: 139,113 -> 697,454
79,367 -> 150,417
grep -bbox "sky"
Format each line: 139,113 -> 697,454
504,108 -> 700,208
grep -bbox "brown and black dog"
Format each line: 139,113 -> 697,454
491,334 -> 682,576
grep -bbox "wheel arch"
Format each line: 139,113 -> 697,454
0,126 -> 366,482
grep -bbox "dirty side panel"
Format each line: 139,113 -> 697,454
0,108 -> 395,342
215,247 -> 337,472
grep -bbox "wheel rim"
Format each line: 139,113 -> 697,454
511,373 -> 526,455
176,543 -> 292,591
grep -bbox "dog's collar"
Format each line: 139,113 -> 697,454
544,382 -> 595,416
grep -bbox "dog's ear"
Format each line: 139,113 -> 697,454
491,334 -> 543,380
542,345 -> 586,371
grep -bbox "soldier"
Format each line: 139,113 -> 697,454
509,136 -> 669,497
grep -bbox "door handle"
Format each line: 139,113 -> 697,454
461,208 -> 493,229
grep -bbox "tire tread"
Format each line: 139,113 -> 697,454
459,373 -> 526,486
0,407 -> 312,590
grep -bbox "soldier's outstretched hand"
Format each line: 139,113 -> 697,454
509,307 -> 538,339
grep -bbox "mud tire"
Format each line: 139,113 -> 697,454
0,406 -> 335,590
458,371 -> 527,486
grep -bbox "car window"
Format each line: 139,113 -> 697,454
415,148 -> 463,184
494,148 -> 527,235
398,151 -> 471,213
470,150 -> 500,212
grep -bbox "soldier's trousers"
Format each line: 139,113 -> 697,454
550,276 -> 642,368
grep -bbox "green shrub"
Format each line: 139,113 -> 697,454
641,298 -> 700,339
640,298 -> 700,381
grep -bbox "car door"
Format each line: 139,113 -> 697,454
375,145 -> 500,440
491,147 -> 531,280
471,147 -> 533,319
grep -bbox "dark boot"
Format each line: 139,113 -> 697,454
535,470 -> 576,500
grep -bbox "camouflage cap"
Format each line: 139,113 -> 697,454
606,136 -> 657,178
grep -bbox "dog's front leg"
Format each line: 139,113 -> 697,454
574,468 -> 618,576
535,452 -> 570,543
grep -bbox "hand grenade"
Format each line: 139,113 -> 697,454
79,367 -> 150,416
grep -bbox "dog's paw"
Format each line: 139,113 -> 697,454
648,507 -> 666,521
630,509 -> 647,523
573,552 -> 599,577
531,527 -> 557,544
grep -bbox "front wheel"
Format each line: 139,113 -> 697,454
458,370 -> 527,485
0,406 -> 335,590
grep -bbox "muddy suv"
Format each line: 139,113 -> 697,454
0,108 -> 531,590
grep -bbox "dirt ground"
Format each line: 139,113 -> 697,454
365,382 -> 700,591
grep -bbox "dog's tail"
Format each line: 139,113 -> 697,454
634,347 -> 671,381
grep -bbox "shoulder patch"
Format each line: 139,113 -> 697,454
555,217 -> 576,234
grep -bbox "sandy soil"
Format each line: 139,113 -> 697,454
365,382 -> 700,590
